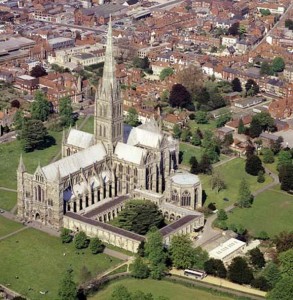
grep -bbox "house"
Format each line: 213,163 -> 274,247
216,127 -> 234,140
234,97 -> 264,109
259,132 -> 280,147
14,75 -> 38,94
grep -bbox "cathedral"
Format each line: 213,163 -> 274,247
17,19 -> 203,232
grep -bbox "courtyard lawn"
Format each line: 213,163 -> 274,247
0,190 -> 17,211
89,278 -> 233,300
0,215 -> 24,237
80,115 -> 94,134
179,143 -> 202,166
226,189 -> 293,238
0,131 -> 62,190
188,119 -> 217,133
201,158 -> 273,210
0,228 -> 121,300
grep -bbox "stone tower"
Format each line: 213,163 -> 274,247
94,16 -> 123,153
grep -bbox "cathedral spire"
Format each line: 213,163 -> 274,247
101,15 -> 117,95
18,154 -> 26,173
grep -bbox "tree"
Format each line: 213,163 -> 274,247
257,170 -> 265,183
195,111 -> 208,124
79,265 -> 91,283
262,262 -> 281,288
198,153 -> 212,174
253,112 -> 275,131
228,22 -> 239,36
260,9 -> 271,16
144,228 -> 166,279
74,231 -> 89,249
279,249 -> 293,278
228,257 -> 254,284
277,150 -> 292,171
30,90 -> 51,121
90,237 -> 104,254
245,154 -> 263,176
279,164 -> 293,191
210,170 -> 226,193
237,118 -> 245,134
113,200 -> 165,235
245,79 -> 259,96
262,148 -> 274,163
272,57 -> 285,73
160,90 -> 169,102
274,231 -> 293,253
60,228 -> 73,243
231,78 -> 242,92
249,247 -> 265,269
30,65 -> 47,78
190,156 -> 199,174
159,67 -> 174,81
131,256 -> 150,279
271,136 -> 283,154
58,269 -> 78,300
169,235 -> 196,269
249,118 -> 262,138
204,258 -> 227,278
285,18 -> 293,30
132,56 -> 149,69
169,84 -> 192,108
267,277 -> 293,300
125,107 -> 140,127
251,276 -> 270,291
20,119 -> 49,152
59,96 -> 74,127
175,65 -> 203,95
216,112 -> 231,128
13,109 -> 24,131
260,61 -> 274,75
237,178 -> 253,208
173,124 -> 182,139
191,130 -> 201,146
111,285 -> 132,300
191,247 -> 209,270
217,209 -> 228,221
181,128 -> 191,142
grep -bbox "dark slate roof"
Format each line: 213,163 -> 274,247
83,195 -> 129,218
159,215 -> 200,236
66,212 -> 145,241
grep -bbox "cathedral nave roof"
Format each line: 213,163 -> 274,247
66,128 -> 95,149
114,142 -> 147,165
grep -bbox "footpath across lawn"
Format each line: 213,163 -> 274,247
89,278 -> 233,300
0,227 -> 121,300
201,158 -> 272,210
226,189 -> 293,238
0,215 -> 24,237
0,190 -> 17,211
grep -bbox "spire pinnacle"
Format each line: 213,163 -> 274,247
18,153 -> 26,173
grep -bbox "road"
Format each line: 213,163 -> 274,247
251,2 -> 293,51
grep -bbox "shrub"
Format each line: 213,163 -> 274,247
74,231 -> 89,249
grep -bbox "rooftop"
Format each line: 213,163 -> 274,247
209,238 -> 245,260
171,173 -> 200,185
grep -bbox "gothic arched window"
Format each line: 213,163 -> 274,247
172,190 -> 178,202
181,191 -> 191,206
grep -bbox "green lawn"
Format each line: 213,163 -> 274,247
0,227 -> 121,300
201,158 -> 272,210
226,189 -> 293,238
80,115 -> 94,134
179,143 -> 203,166
0,190 -> 17,211
0,215 -> 24,237
188,119 -> 217,133
89,278 -> 233,300
0,131 -> 62,189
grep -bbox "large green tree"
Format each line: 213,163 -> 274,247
169,83 -> 192,108
277,150 -> 292,171
20,119 -> 49,152
249,118 -> 262,138
13,109 -> 24,131
262,148 -> 274,164
249,247 -> 265,269
231,77 -> 242,92
59,96 -> 74,127
267,276 -> 293,300
272,57 -> 285,72
30,65 -> 47,78
31,90 -> 51,121
125,107 -> 140,127
131,256 -> 150,279
114,200 -> 165,235
90,237 -> 104,254
274,231 -> 293,253
58,269 -> 78,300
159,67 -> 174,81
279,249 -> 293,278
144,228 -> 166,279
228,257 -> 254,285
237,178 -> 253,208
204,258 -> 227,278
74,231 -> 89,249
245,154 -> 264,176
261,262 -> 281,288
279,164 -> 293,191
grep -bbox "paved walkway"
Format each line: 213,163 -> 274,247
0,187 -> 17,192
0,227 -> 28,241
103,248 -> 131,261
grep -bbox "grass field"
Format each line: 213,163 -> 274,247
89,278 -> 233,300
81,115 -> 94,134
179,143 -> 203,165
188,119 -> 217,133
0,226 -> 121,300
0,131 -> 63,190
226,189 -> 293,238
200,158 -> 272,210
0,215 -> 24,237
0,190 -> 17,211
